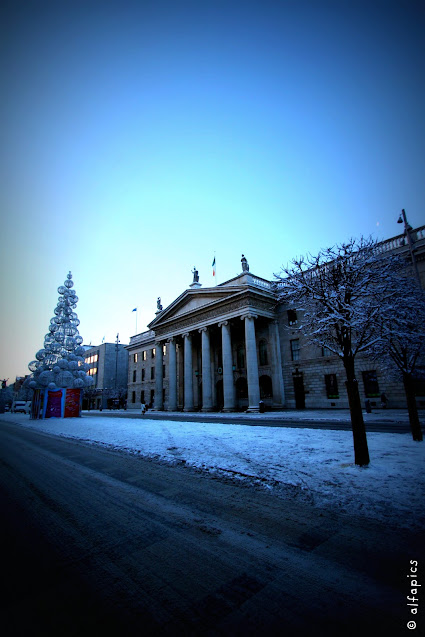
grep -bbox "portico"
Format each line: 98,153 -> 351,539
146,269 -> 285,412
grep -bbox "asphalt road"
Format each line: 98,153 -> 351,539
1,419 -> 423,636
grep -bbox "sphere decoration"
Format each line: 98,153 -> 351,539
28,271 -> 92,391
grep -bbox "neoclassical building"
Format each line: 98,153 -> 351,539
126,225 -> 425,412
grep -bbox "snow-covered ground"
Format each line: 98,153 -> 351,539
2,413 -> 424,530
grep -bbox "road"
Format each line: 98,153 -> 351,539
1,419 -> 422,636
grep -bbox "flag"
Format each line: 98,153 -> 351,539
132,307 -> 137,312
212,257 -> 216,277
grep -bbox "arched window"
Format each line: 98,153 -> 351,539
259,375 -> 273,399
259,339 -> 268,366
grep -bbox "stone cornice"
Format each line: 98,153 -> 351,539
153,292 -> 277,339
150,282 -> 276,330
148,287 -> 245,330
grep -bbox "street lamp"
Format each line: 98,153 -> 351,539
397,209 -> 420,282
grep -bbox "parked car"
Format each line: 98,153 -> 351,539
11,401 -> 31,414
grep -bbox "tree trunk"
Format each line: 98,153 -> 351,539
403,372 -> 423,442
344,356 -> 370,466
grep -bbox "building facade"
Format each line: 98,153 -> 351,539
126,225 -> 425,412
82,342 -> 128,409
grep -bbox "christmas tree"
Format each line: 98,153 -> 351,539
28,272 -> 93,417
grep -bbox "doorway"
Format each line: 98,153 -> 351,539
292,371 -> 305,409
215,380 -> 223,411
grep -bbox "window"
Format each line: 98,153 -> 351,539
151,367 -> 155,380
142,368 -> 145,381
217,346 -> 222,369
132,391 -> 136,403
85,354 -> 99,364
133,353 -> 138,363
142,351 -> 147,361
362,370 -> 380,397
152,348 -> 156,359
150,389 -> 155,405
287,309 -> 297,326
140,390 -> 145,403
259,340 -> 268,366
163,364 -> 166,378
321,346 -> 332,357
88,368 -> 97,376
162,345 -> 167,356
290,339 -> 300,361
237,344 -> 245,369
325,374 -> 339,399
163,388 -> 166,403
132,369 -> 136,383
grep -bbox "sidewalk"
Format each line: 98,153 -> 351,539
82,408 -> 420,424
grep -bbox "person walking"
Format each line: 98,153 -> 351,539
141,402 -> 146,416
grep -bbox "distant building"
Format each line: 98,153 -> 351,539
125,331 -> 158,409
13,375 -> 30,397
126,225 -> 425,412
82,342 -> 128,409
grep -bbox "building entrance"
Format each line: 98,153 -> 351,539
292,371 -> 305,409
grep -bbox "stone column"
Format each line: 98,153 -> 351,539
154,342 -> 163,410
269,320 -> 285,407
199,327 -> 213,411
167,338 -> 177,411
243,314 -> 260,411
183,332 -> 194,411
219,320 -> 235,412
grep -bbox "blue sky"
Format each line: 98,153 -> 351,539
1,0 -> 424,384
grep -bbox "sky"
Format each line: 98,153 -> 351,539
3,412 -> 424,530
1,0 -> 424,383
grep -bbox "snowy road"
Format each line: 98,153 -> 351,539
1,419 -> 423,636
2,411 -> 424,530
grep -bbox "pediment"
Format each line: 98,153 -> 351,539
148,285 -> 244,329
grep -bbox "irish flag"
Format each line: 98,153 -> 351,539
212,256 -> 216,277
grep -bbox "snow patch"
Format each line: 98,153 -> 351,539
2,413 -> 424,530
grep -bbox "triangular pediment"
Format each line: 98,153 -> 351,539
148,285 -> 244,329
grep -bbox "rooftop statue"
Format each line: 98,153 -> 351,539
192,266 -> 199,283
241,254 -> 249,272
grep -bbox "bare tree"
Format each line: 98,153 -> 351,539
274,237 -> 402,466
370,272 -> 425,441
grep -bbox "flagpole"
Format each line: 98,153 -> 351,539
213,250 -> 217,286
132,308 -> 138,334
